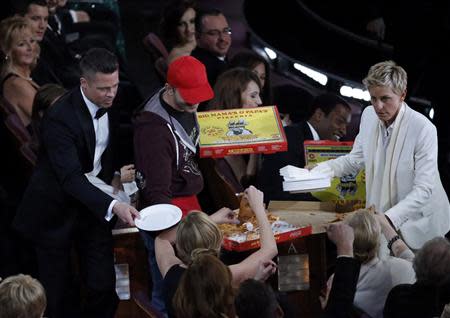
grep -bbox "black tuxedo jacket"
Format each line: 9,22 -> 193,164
191,47 -> 227,87
257,121 -> 314,203
33,26 -> 80,88
14,88 -> 119,247
322,257 -> 361,318
384,282 -> 450,318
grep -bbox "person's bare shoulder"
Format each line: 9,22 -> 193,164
3,76 -> 33,96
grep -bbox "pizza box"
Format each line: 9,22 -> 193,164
197,106 -> 287,158
222,221 -> 312,252
268,201 -> 356,234
303,140 -> 366,212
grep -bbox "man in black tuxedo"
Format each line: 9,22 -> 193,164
13,48 -> 139,318
258,93 -> 351,203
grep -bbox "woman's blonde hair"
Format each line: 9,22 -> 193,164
362,60 -> 407,95
0,16 -> 38,77
345,208 -> 381,263
173,250 -> 235,318
0,274 -> 47,318
175,211 -> 223,264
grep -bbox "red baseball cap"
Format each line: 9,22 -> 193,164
167,56 -> 214,105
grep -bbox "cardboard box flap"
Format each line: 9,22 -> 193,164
268,201 -> 340,234
268,200 -> 336,212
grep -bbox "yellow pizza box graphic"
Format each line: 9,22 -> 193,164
304,140 -> 366,212
197,106 -> 287,158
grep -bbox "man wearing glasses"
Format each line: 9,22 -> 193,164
192,8 -> 232,87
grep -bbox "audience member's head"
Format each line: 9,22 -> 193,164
0,16 -> 38,77
32,83 -> 66,118
272,85 -> 314,126
363,60 -> 407,96
413,237 -> 450,286
0,274 -> 46,318
165,55 -> 214,112
208,67 -> 262,110
345,208 -> 380,263
173,250 -> 235,318
161,0 -> 197,49
16,0 -> 49,41
229,50 -> 272,104
46,0 -> 59,15
31,83 -> 66,140
195,8 -> 231,58
175,211 -> 222,264
79,48 -> 119,108
235,279 -> 284,318
306,93 -> 351,141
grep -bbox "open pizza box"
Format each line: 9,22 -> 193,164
221,201 -> 356,252
268,200 -> 358,234
221,220 -> 312,252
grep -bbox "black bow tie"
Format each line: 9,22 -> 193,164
95,108 -> 108,119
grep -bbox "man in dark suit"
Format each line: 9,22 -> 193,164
192,8 -> 231,87
258,93 -> 351,203
16,0 -> 68,86
13,48 -> 139,318
384,237 -> 450,318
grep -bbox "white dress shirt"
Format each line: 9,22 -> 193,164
306,121 -> 320,140
81,88 -> 116,220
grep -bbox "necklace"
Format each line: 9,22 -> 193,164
11,67 -> 32,81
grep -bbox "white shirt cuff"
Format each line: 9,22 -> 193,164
69,9 -> 78,23
105,199 -> 117,221
384,210 -> 402,230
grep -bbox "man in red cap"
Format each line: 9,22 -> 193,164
133,55 -> 214,314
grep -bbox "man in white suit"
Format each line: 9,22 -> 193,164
313,61 -> 450,250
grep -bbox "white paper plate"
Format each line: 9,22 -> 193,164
135,204 -> 182,231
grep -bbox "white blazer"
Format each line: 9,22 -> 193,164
317,104 -> 450,249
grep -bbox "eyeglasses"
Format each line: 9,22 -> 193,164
201,27 -> 232,37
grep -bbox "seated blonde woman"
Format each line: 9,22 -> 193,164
155,186 -> 277,318
0,16 -> 39,129
327,209 -> 416,318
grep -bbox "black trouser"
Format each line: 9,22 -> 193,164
35,215 -> 118,318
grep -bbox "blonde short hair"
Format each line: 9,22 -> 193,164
175,211 -> 223,264
0,274 -> 47,318
345,209 -> 381,263
362,60 -> 407,95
